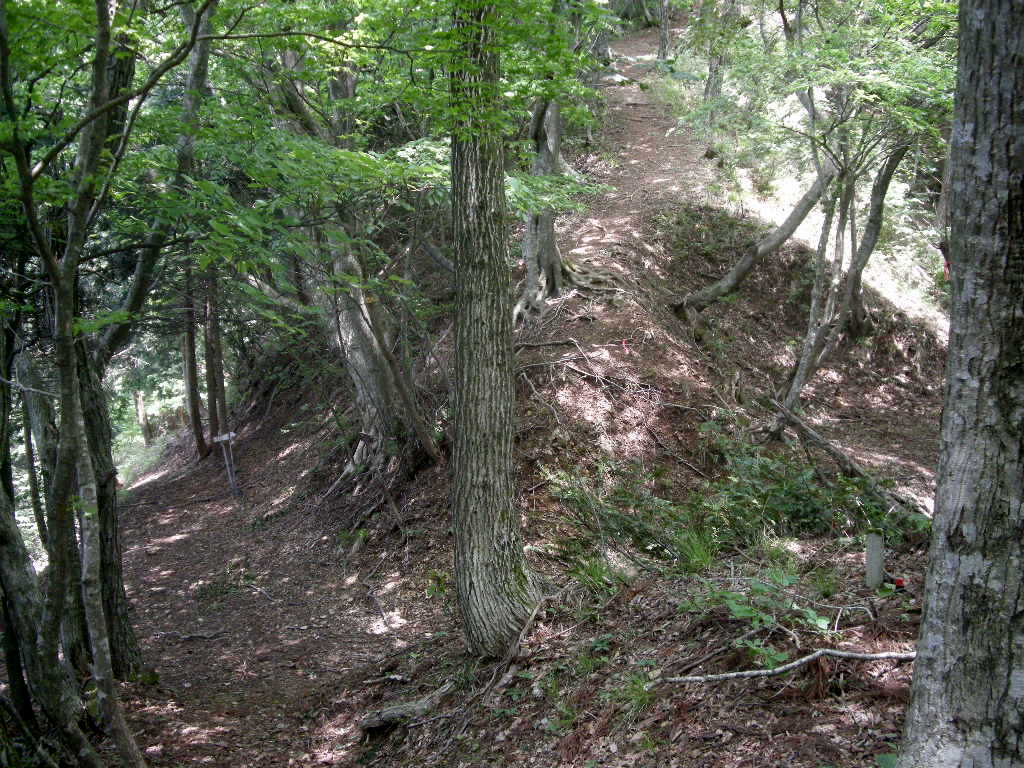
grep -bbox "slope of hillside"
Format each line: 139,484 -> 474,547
117,26 -> 944,768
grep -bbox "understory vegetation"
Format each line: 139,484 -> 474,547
6,0 -> 1017,764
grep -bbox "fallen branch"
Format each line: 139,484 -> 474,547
359,681 -> 456,730
771,400 -> 925,516
655,648 -> 915,686
513,339 -> 576,351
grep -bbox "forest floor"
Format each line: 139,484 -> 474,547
116,26 -> 946,768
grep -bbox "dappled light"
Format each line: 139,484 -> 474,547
1,3 -> 972,765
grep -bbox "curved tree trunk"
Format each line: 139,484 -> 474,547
451,0 -> 539,658
778,188 -> 837,412
675,161 -> 837,318
778,146 -> 908,412
896,0 -> 1024,763
319,242 -> 401,477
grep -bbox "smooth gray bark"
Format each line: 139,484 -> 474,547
896,0 -> 1024,763
780,145 -> 907,409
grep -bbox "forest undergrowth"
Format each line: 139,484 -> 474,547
102,26 -> 947,768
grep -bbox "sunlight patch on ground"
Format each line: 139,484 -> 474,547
151,533 -> 191,546
130,467 -> 170,490
273,486 -> 296,506
378,573 -> 403,594
368,611 -> 407,635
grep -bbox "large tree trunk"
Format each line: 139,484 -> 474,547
896,0 -> 1024,763
72,383 -> 148,768
451,0 -> 539,657
318,241 -> 401,476
2,296 -> 104,768
15,353 -> 92,676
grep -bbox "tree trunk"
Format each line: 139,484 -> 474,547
896,0 -> 1024,763
317,240 -> 401,476
675,161 -> 837,317
133,390 -> 153,446
204,266 -> 228,440
514,99 -> 569,323
15,354 -> 58,517
182,266 -> 210,459
2,352 -> 38,735
779,146 -> 907,412
450,0 -> 539,657
820,146 -> 907,352
72,384 -> 148,768
2,298 -> 105,768
20,398 -> 48,549
657,0 -> 670,60
1,595 -> 38,734
778,189 -> 837,412
78,346 -> 142,680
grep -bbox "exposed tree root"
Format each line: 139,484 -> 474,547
359,681 -> 456,731
513,258 -> 620,325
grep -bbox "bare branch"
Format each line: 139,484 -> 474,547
656,647 -> 915,685
29,0 -> 216,180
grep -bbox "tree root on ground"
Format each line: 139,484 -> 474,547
359,681 -> 456,731
513,258 -> 621,324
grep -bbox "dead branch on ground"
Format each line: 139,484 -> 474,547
655,647 -> 915,686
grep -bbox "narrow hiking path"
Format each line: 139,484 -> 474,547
557,30 -> 714,286
116,26 -> 943,768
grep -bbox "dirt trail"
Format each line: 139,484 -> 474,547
559,31 -> 713,283
117,26 -> 942,768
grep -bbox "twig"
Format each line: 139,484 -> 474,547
406,712 -> 455,728
517,353 -> 588,371
1,375 -> 58,399
513,339 -> 576,351
677,457 -> 709,478
153,630 -> 225,641
521,371 -> 561,426
655,648 -> 915,686
672,626 -> 764,675
247,584 -> 275,602
771,400 -> 923,516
